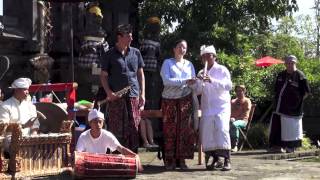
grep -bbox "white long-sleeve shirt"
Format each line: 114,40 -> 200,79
160,58 -> 195,99
193,62 -> 232,116
0,97 -> 40,135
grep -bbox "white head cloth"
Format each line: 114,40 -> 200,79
10,78 -> 32,89
200,45 -> 216,56
88,109 -> 105,122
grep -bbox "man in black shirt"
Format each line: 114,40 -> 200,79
100,24 -> 145,153
269,55 -> 310,153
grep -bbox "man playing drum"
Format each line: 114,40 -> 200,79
75,109 -> 143,177
76,108 -> 136,156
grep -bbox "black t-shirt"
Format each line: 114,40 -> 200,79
275,70 -> 311,116
100,47 -> 144,97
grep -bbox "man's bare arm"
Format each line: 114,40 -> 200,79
137,68 -> 145,109
116,145 -> 136,156
116,145 -> 143,172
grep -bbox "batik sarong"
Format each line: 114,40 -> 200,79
161,94 -> 196,161
107,97 -> 140,153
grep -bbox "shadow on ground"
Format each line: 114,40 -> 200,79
232,150 -> 269,156
142,165 -> 208,174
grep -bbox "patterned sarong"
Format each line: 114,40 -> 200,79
107,97 -> 140,153
161,94 -> 196,160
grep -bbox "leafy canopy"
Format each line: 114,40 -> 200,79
139,0 -> 298,54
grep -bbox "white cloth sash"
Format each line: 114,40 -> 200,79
280,115 -> 303,141
200,112 -> 231,152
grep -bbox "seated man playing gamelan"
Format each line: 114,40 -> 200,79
75,109 -> 143,175
0,77 -> 40,135
0,77 -> 40,158
76,109 -> 136,155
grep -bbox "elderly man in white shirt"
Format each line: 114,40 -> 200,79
0,77 -> 40,135
192,45 -> 232,171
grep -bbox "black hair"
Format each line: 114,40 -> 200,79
116,24 -> 132,36
235,85 -> 246,93
173,39 -> 187,49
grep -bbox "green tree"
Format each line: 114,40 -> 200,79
273,15 -> 317,58
139,0 -> 298,56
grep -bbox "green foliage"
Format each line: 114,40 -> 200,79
299,58 -> 320,95
139,0 -> 320,126
298,135 -> 315,151
218,52 -> 281,105
245,123 -> 269,149
273,15 -> 318,58
245,124 -> 316,150
297,58 -> 320,115
243,33 -> 304,59
139,0 -> 298,55
301,156 -> 320,163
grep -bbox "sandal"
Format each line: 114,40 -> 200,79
164,160 -> 176,170
214,157 -> 224,169
179,159 -> 188,170
205,153 -> 215,170
221,158 -> 231,171
143,143 -> 152,148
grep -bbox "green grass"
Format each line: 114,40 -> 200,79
300,156 -> 320,162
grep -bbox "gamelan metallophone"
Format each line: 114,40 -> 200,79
12,133 -> 72,176
1,122 -> 73,179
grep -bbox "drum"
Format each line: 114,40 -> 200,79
74,151 -> 138,178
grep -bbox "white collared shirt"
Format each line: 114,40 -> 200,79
0,97 -> 39,135
192,62 -> 232,116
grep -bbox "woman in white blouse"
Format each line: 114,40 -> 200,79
160,39 -> 196,170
